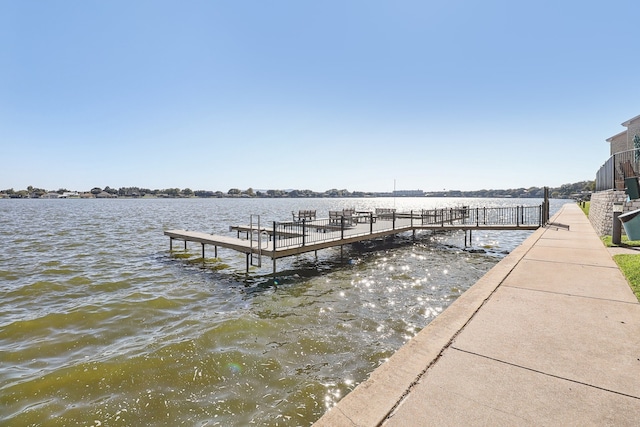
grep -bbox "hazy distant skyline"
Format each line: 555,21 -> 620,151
2,1 -> 639,192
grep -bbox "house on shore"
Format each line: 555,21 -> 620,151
603,114 -> 640,190
606,114 -> 640,155
96,191 -> 117,198
592,114 -> 640,235
41,192 -> 62,199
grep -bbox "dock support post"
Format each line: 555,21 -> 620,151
202,243 -> 205,259
273,258 -> 276,275
170,237 -> 173,251
184,240 -> 187,250
215,246 -> 218,258
246,253 -> 250,273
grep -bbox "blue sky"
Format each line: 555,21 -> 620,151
1,0 -> 639,193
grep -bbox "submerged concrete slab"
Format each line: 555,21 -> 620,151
383,349 -> 640,427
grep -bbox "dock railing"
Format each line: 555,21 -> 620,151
464,205 -> 544,227
269,205 -> 544,249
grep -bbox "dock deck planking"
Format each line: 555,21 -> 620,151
165,220 -> 539,274
165,203 -> 548,273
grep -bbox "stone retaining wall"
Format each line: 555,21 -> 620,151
588,190 -> 640,236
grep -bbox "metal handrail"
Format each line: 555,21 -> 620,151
595,148 -> 640,192
269,206 -> 544,249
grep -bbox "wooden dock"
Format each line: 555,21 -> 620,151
165,204 -> 549,274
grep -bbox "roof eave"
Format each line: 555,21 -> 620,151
606,129 -> 627,142
622,114 -> 640,127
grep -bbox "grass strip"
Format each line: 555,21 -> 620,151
612,254 -> 640,302
579,201 -> 640,301
578,201 -> 590,216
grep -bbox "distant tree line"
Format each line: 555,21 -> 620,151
425,181 -> 595,200
1,181 -> 595,199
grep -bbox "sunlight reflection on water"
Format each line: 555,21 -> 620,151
0,197 -> 566,426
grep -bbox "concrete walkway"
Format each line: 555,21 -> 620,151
314,203 -> 640,426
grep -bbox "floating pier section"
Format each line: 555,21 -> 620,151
165,203 -> 550,274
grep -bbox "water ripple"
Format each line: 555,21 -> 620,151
0,197 -> 566,426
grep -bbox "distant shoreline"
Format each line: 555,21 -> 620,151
1,180 -> 592,200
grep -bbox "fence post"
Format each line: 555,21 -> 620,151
544,186 -> 550,224
273,221 -> 277,250
539,205 -> 542,227
370,212 -> 374,234
612,153 -> 617,191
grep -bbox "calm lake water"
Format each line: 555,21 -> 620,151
0,197 -> 566,426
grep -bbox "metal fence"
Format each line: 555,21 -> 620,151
460,206 -> 543,227
595,148 -> 640,191
269,212 -> 404,249
264,205 -> 545,249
